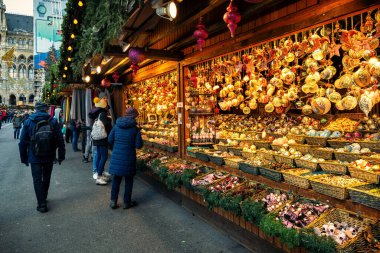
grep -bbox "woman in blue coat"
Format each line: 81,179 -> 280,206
108,107 -> 143,209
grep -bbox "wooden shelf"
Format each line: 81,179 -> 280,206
190,142 -> 215,146
189,112 -> 214,116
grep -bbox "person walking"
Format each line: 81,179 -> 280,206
80,119 -> 88,160
108,107 -> 143,209
12,112 -> 23,139
89,96 -> 111,185
18,102 -> 65,213
70,119 -> 80,152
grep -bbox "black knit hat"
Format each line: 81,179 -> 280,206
125,107 -> 139,118
35,101 -> 48,111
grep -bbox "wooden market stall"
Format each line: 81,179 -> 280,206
60,0 -> 380,252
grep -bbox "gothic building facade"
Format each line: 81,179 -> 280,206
0,0 -> 34,106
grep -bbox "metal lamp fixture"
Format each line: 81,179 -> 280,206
155,1 -> 177,21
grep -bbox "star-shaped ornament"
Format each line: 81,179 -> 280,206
329,43 -> 341,58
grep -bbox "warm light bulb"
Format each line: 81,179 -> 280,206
96,66 -> 101,74
68,46 -> 72,51
84,75 -> 91,83
70,34 -> 75,39
73,19 -> 78,24
63,74 -> 67,78
78,1 -> 83,7
168,1 -> 177,19
64,66 -> 68,71
68,57 -> 72,62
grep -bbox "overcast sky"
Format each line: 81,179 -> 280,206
4,0 -> 33,16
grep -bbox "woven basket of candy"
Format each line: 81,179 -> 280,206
289,143 -> 317,155
252,140 -> 272,149
310,147 -> 335,160
319,161 -> 348,175
282,169 -> 312,189
271,144 -> 283,152
251,189 -> 294,213
287,134 -> 305,144
295,158 -> 320,172
348,184 -> 380,211
215,144 -> 230,152
334,152 -> 364,163
241,151 -> 256,159
225,157 -> 244,170
309,175 -> 368,200
327,139 -> 351,149
306,208 -> 373,253
354,140 -> 380,153
348,167 -> 380,184
304,136 -> 328,146
190,171 -> 229,193
256,150 -> 275,161
273,154 -> 295,167
228,147 -> 243,156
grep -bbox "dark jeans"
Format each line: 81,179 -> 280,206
72,129 -> 79,151
65,128 -> 72,143
111,175 -> 134,204
96,145 -> 108,176
31,162 -> 53,207
81,131 -> 87,154
14,128 -> 20,139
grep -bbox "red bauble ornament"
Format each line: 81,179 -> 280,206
193,17 -> 208,51
52,84 -> 57,89
131,63 -> 140,75
112,72 -> 120,83
190,72 -> 198,88
223,0 -> 241,38
128,47 -> 145,64
101,78 -> 111,88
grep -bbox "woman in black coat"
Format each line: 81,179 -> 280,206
108,107 -> 143,209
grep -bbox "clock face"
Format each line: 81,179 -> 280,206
37,4 -> 47,15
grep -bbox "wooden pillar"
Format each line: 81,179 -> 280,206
178,62 -> 186,158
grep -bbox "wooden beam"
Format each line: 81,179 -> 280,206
181,0 -> 380,66
105,56 -> 130,75
104,46 -> 184,61
132,61 -> 178,82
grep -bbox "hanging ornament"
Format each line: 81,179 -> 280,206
190,72 -> 198,88
223,0 -> 241,38
112,72 -> 120,83
128,47 -> 145,65
101,78 -> 111,88
193,17 -> 208,51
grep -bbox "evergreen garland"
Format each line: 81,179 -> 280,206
180,169 -> 197,189
300,228 -> 336,253
218,194 -> 243,216
241,198 -> 266,225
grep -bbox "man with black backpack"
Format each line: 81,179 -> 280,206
19,102 -> 65,213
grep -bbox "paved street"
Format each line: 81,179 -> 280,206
0,123 -> 250,253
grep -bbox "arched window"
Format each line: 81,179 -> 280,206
28,94 -> 34,103
9,64 -> 16,79
18,55 -> 26,64
28,65 -> 34,79
19,94 -> 26,103
22,38 -> 26,45
8,37 -> 12,44
18,64 -> 26,79
27,56 -> 33,64
9,94 -> 16,105
13,38 -> 17,44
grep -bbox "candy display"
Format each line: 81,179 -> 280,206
314,222 -> 364,245
191,172 -> 228,186
349,159 -> 380,173
324,118 -> 360,133
209,176 -> 242,193
307,174 -> 367,188
261,192 -> 289,212
278,200 -> 330,229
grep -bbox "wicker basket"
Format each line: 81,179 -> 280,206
225,157 -> 244,170
334,152 -> 363,163
348,167 -> 380,184
361,155 -> 380,164
241,151 -> 256,159
304,136 -> 327,146
215,144 -> 230,152
271,144 -> 284,152
228,147 -> 243,156
209,155 -> 225,166
348,184 -> 380,211
166,145 -> 178,153
256,150 -> 274,161
259,166 -> 283,182
195,152 -> 210,162
289,144 -> 317,155
295,159 -> 320,171
287,134 -> 305,144
282,170 -> 311,189
309,178 -> 350,200
327,139 -> 351,149
306,208 -> 373,253
239,162 -> 260,175
354,140 -> 380,153
273,154 -> 295,167
319,161 -> 348,175
252,140 -> 272,149
310,147 -> 335,160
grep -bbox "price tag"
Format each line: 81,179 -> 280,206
177,102 -> 183,108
